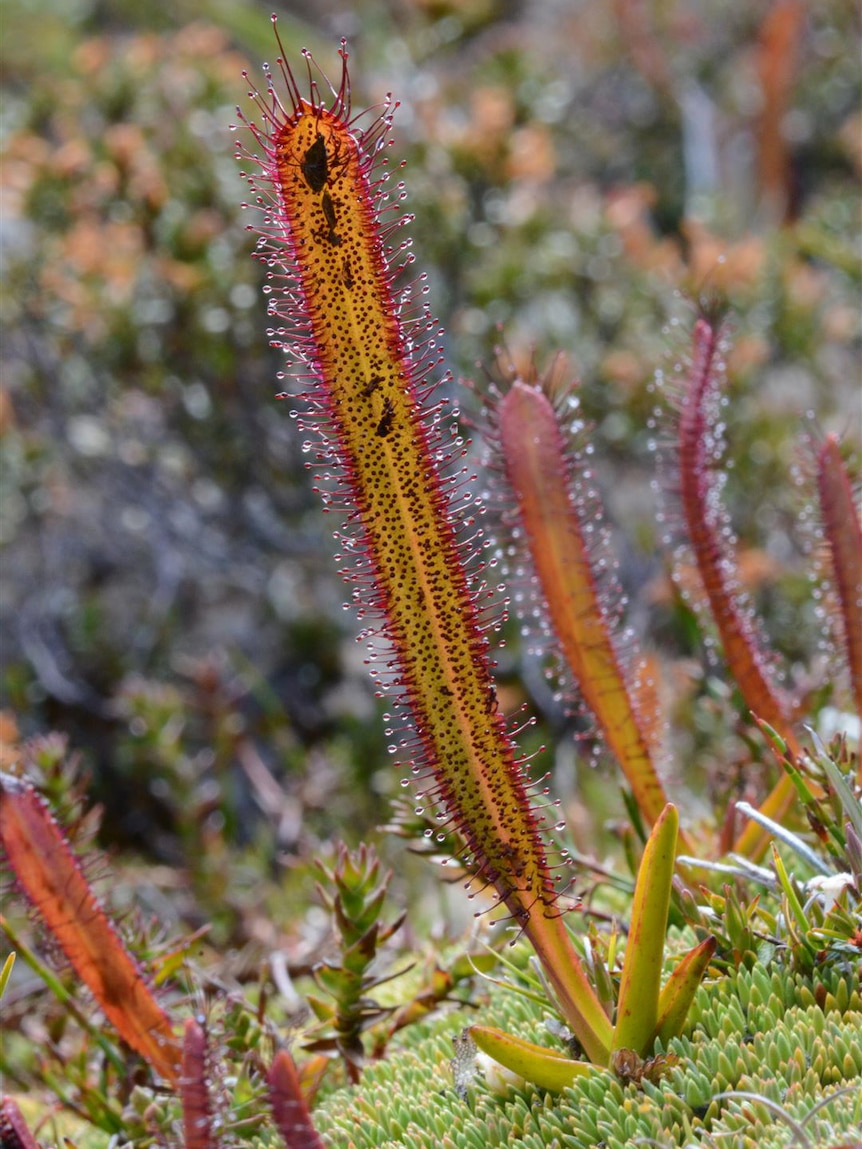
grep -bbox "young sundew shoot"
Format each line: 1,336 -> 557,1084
236,21 -> 612,1064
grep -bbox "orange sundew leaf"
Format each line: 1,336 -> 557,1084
496,378 -> 680,842
295,1053 -> 330,1107
238,27 -> 611,1063
0,773 -> 180,1084
816,434 -> 862,720
630,652 -> 667,754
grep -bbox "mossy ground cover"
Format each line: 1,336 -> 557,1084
310,953 -> 862,1149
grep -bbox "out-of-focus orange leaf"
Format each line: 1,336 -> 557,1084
0,773 -> 181,1084
756,0 -> 806,222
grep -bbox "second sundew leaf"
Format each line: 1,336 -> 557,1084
0,1099 -> 41,1149
268,1049 -> 327,1149
238,29 -> 611,1064
494,376 -> 684,844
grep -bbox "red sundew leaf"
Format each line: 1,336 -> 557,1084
677,317 -> 796,742
0,1097 -> 40,1149
496,378 -> 685,845
181,1019 -> 216,1149
268,1051 -> 326,1149
0,773 -> 181,1084
674,317 -> 802,858
816,434 -> 862,720
237,24 -> 611,1062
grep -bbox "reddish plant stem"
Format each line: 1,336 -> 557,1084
181,1018 -> 216,1149
268,1051 -> 327,1149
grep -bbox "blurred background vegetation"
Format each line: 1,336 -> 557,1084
1,0 -> 859,952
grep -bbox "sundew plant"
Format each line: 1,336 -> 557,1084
0,11 -> 860,1148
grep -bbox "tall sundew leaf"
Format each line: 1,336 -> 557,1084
236,25 -> 611,1064
0,773 -> 181,1084
486,367 -> 688,848
667,312 -> 802,857
815,434 -> 862,721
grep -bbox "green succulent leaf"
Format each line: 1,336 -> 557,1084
0,951 -> 15,999
653,935 -> 717,1045
771,846 -> 813,934
612,803 -> 678,1057
809,728 -> 862,839
468,1024 -> 607,1091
